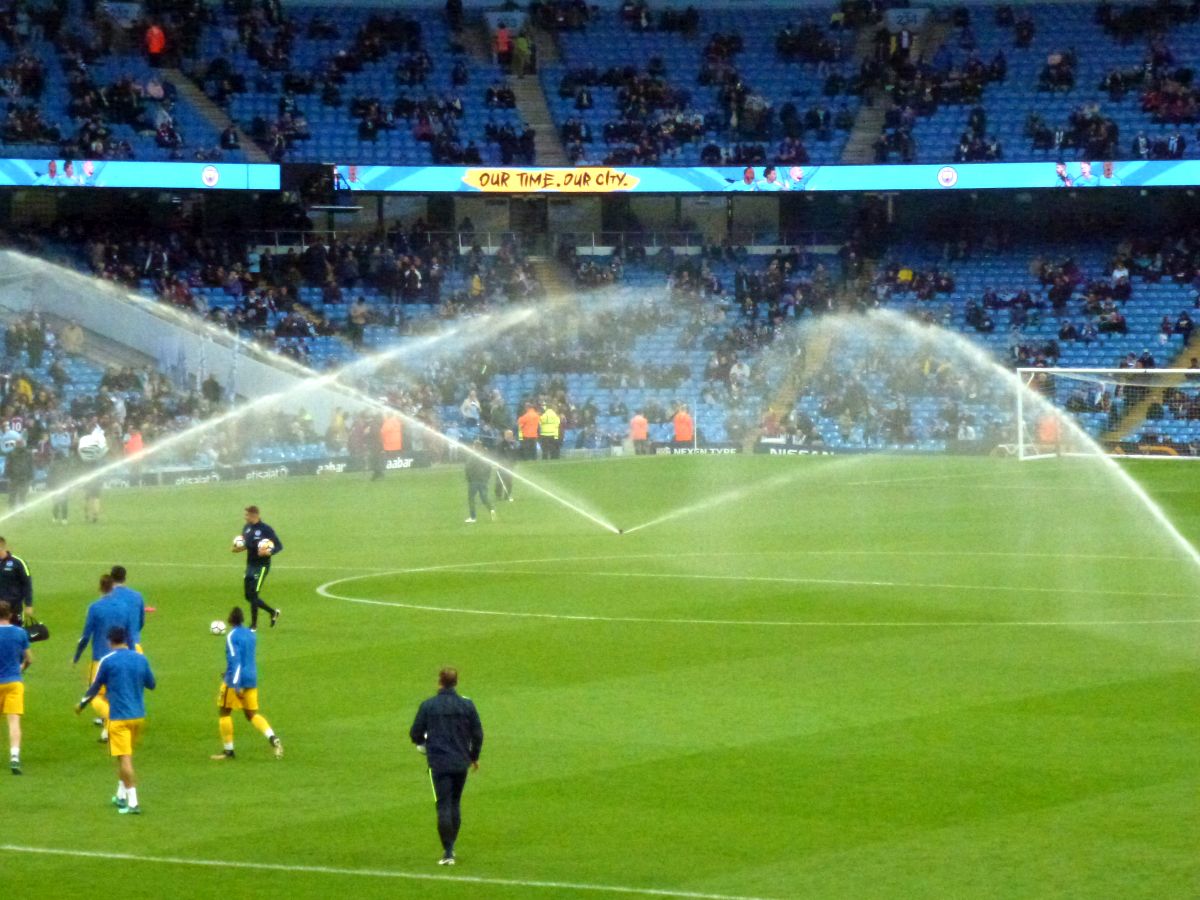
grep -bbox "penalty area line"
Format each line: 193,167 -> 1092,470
0,845 -> 776,900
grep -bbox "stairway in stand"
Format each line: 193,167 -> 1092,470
530,258 -> 576,304
163,68 -> 269,163
1100,332 -> 1200,442
508,76 -> 569,165
840,18 -> 953,163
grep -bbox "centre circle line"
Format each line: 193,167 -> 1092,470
314,553 -> 1200,628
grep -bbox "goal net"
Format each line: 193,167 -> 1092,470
1016,367 -> 1200,460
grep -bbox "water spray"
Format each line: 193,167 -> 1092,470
620,457 -> 866,535
0,304 -> 537,527
862,309 -> 1200,573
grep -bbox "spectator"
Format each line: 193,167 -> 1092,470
145,22 -> 167,67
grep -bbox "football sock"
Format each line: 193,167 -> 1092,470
9,747 -> 16,759
126,787 -> 138,808
117,782 -> 127,801
250,714 -> 274,739
219,715 -> 234,749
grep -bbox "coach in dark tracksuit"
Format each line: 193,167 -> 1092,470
409,667 -> 484,865
0,536 -> 32,626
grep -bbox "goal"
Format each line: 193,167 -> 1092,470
1015,367 -> 1200,460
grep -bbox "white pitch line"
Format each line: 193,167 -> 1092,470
316,555 -> 1198,601
0,845 -> 774,900
839,472 -> 986,487
316,566 -> 1200,628
31,545 -> 1197,571
390,566 -> 1194,600
318,592 -> 1200,629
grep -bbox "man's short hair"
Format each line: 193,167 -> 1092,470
439,667 -> 458,689
245,505 -> 260,515
106,625 -> 128,646
100,574 -> 114,593
0,600 -> 10,622
110,565 -> 127,583
229,606 -> 244,627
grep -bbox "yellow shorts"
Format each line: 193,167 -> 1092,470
108,718 -> 144,757
218,683 -> 259,712
86,661 -> 107,697
0,681 -> 23,715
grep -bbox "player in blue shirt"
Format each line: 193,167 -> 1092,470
74,574 -> 140,743
233,505 -> 283,630
0,600 -> 32,774
211,606 -> 283,760
109,566 -> 146,650
76,626 -> 155,814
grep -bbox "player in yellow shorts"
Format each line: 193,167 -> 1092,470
107,718 -> 144,757
76,626 -> 155,814
0,600 -> 32,774
74,574 -> 139,744
211,607 -> 282,760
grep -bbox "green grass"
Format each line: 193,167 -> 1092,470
3,454 -> 1198,899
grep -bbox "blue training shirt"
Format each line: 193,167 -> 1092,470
74,595 -> 137,663
0,623 -> 29,683
110,585 -> 146,647
83,648 -> 155,720
224,626 -> 258,689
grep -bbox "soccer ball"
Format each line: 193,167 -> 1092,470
78,432 -> 108,462
257,538 -> 275,555
232,535 -> 245,550
210,620 -> 226,636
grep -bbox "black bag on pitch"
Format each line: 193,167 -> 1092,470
23,614 -> 50,643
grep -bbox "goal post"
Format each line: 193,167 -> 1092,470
1016,367 -> 1200,460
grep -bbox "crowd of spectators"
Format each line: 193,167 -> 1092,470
555,5 -> 856,167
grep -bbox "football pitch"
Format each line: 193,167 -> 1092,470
3,454 -> 1198,899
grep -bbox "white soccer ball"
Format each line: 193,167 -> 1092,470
210,620 -> 227,636
257,538 -> 275,555
78,432 -> 109,462
232,535 -> 245,550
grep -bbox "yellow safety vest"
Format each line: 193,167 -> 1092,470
539,409 -> 561,439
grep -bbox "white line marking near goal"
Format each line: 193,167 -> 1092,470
315,559 -> 1200,628
0,845 -> 773,900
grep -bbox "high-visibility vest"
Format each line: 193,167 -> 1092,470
518,408 -> 540,439
539,408 -> 561,439
629,415 -> 648,441
380,416 -> 403,452
673,412 -> 694,442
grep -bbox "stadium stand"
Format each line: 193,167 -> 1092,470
0,1 -> 244,162
876,2 -> 1200,164
542,6 -> 859,165
11,2 -> 1200,166
192,6 -> 527,164
10,207 -> 1200,456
